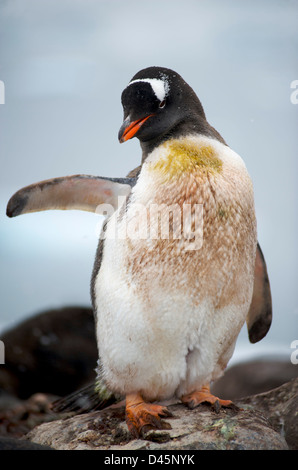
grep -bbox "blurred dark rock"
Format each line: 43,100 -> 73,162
212,358 -> 298,400
0,306 -> 97,399
0,435 -> 54,450
0,392 -> 66,439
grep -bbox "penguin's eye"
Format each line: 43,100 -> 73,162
159,99 -> 166,109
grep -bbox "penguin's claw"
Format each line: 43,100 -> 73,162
125,393 -> 172,438
181,385 -> 236,413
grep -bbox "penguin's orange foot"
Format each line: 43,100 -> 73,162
125,393 -> 173,438
181,385 -> 237,413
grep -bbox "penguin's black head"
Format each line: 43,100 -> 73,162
118,66 -> 210,153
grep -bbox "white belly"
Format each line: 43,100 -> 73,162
94,240 -> 252,400
94,221 -> 254,401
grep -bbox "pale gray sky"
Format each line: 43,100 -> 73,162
0,0 -> 297,362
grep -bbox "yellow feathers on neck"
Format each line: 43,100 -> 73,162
150,139 -> 223,179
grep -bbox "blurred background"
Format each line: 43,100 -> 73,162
0,0 -> 297,364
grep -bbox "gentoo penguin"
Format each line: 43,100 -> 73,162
7,67 -> 272,437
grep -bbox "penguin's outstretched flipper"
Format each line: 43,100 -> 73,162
6,175 -> 133,218
247,243 -> 272,343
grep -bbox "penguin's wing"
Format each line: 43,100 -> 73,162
246,243 -> 272,343
6,175 -> 134,218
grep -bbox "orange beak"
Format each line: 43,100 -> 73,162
118,114 -> 153,143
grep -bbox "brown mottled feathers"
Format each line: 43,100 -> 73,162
126,166 -> 272,344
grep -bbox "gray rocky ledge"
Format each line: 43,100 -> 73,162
24,378 -> 297,450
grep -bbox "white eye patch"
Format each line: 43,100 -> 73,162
127,78 -> 169,102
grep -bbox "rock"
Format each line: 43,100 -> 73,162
283,396 -> 298,450
0,392 -> 66,439
0,306 -> 97,399
25,380 -> 298,450
240,378 -> 298,450
212,358 -> 298,400
0,436 -> 54,450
